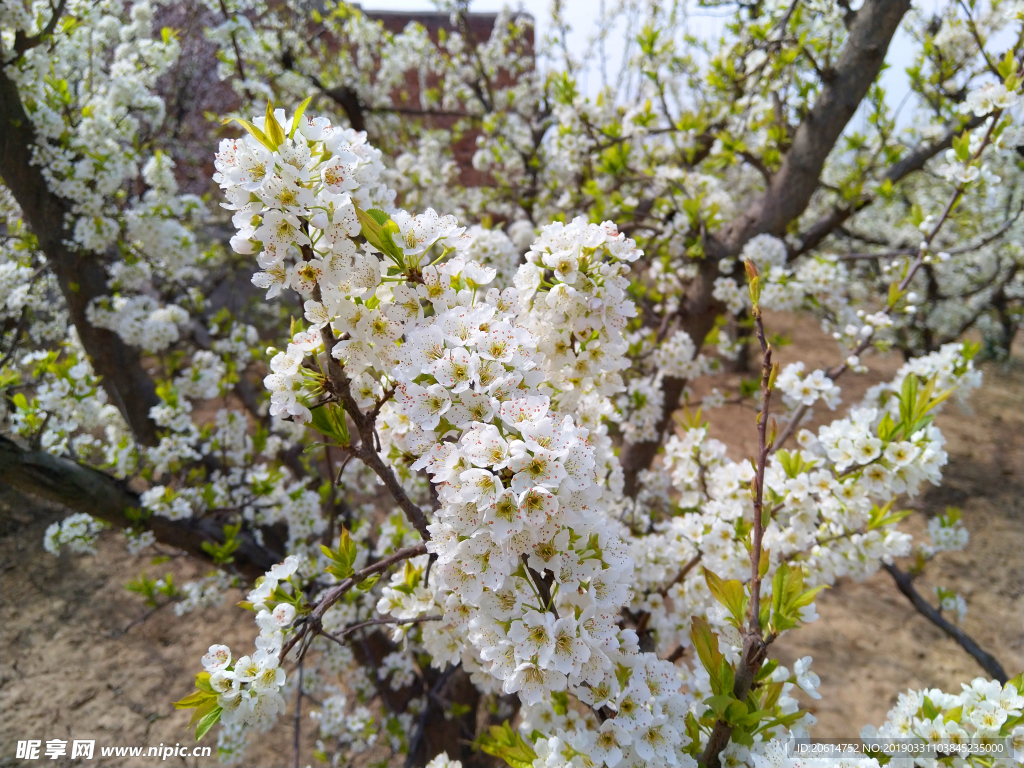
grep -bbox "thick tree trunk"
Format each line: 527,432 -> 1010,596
620,0 -> 913,495
0,65 -> 160,445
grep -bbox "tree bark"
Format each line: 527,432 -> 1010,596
0,64 -> 160,445
620,0 -> 913,494
0,435 -> 280,580
720,0 -> 913,253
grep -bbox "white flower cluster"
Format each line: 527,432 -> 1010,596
9,343 -> 132,465
43,513 -> 106,555
923,507 -> 970,556
961,82 -> 1020,117
775,362 -> 841,410
213,106 -> 715,763
87,296 -> 189,354
713,236 -> 849,318
204,103 -> 998,766
515,216 -> 641,411
197,556 -> 304,728
652,330 -> 710,381
935,586 -> 968,624
465,224 -> 522,286
174,572 -> 233,617
862,677 -> 1024,764
627,344 -> 981,657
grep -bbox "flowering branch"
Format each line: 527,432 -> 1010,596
619,0 -> 913,494
279,543 -> 428,662
0,66 -> 160,444
700,264 -> 778,768
318,321 -> 431,541
776,112 -> 1005,450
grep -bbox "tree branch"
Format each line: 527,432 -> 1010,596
701,291 -> 777,768
883,563 -> 1008,684
0,63 -> 160,445
620,0 -> 912,494
279,543 -> 428,662
721,0 -> 912,253
0,435 -> 281,580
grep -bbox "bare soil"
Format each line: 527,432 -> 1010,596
693,313 -> 1024,735
1,313 -> 1021,766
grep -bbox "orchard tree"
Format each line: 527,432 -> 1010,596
1,1 -> 1024,767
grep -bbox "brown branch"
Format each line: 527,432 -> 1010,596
317,320 -> 431,541
657,552 -> 702,597
522,553 -> 558,618
318,615 -> 442,646
701,283 -> 776,768
280,543 -> 428,662
620,0 -> 913,494
0,63 -> 160,444
884,563 -> 1007,684
293,659 -> 303,768
0,435 -> 281,580
721,0 -> 912,254
11,0 -> 67,57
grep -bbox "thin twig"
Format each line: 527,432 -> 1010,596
293,659 -> 303,768
319,615 -> 443,647
106,599 -> 176,638
658,552 -> 703,597
280,543 -> 428,662
701,272 -> 777,768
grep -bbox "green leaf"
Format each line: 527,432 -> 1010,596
550,691 -> 569,716
748,276 -> 761,308
868,501 -> 913,531
289,95 -> 314,140
703,694 -> 733,716
761,681 -> 785,711
264,101 -> 286,149
355,206 -> 396,257
194,671 -> 214,693
877,412 -> 899,441
922,695 -> 939,720
725,699 -> 748,723
690,616 -> 725,693
308,402 -> 350,446
357,573 -> 380,591
472,722 -> 537,768
188,698 -> 220,728
1008,672 -> 1024,696
888,281 -> 903,308
703,568 -> 748,628
731,729 -> 755,747
756,659 -> 779,682
174,690 -> 217,709
194,705 -> 223,741
221,117 -> 276,153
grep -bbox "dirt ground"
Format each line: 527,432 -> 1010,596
695,313 -> 1024,735
1,313 -> 1021,766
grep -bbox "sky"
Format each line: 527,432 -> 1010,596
353,0 -> 965,129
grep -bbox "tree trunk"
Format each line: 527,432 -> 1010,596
0,66 -> 160,445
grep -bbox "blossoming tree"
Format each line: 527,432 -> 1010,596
1,1 -> 1023,767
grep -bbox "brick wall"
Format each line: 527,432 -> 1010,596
363,9 -> 535,186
